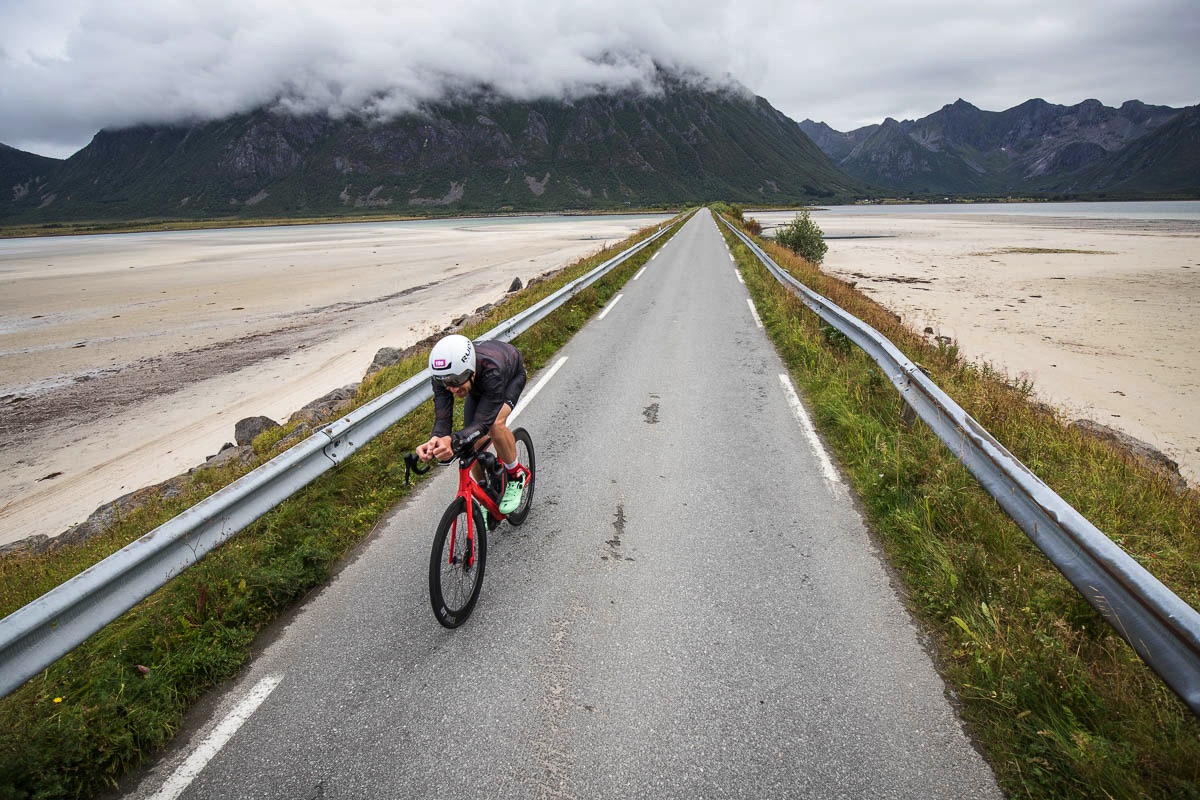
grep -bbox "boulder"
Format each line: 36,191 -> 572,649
204,443 -> 255,470
45,474 -> 192,553
288,383 -> 359,426
235,415 -> 279,446
366,346 -> 404,376
1070,419 -> 1188,492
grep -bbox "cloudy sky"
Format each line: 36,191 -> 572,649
2,0 -> 1197,159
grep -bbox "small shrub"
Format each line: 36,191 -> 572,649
775,209 -> 828,265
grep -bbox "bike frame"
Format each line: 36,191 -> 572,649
447,443 -> 532,569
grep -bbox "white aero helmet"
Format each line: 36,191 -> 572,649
429,334 -> 476,386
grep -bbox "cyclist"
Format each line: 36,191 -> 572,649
416,334 -> 529,514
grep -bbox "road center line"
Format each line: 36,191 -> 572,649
511,357 -> 568,422
778,374 -> 843,494
149,673 -> 283,800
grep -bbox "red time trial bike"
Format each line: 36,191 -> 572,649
407,427 -> 535,628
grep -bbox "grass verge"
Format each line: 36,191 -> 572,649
713,204 -> 1200,799
0,211 -> 691,799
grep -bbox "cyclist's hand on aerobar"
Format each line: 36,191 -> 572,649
416,436 -> 453,462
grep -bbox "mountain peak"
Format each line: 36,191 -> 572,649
809,97 -> 1193,197
1,83 -> 866,222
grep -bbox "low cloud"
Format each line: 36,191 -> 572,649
2,0 -> 1197,158
0,1 -> 758,157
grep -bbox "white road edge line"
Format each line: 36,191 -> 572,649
778,374 -> 843,495
511,356 -> 568,422
633,266 -> 647,280
735,270 -> 745,285
149,673 -> 284,800
596,293 -> 623,321
746,298 -> 763,328
652,251 -> 659,260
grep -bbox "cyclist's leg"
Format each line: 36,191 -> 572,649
488,366 -> 527,467
462,393 -> 487,481
488,402 -> 517,465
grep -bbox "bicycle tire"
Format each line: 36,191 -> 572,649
505,427 -> 536,526
428,497 -> 487,628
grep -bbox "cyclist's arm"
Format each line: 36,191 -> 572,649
459,368 -> 506,439
414,380 -> 456,461
430,379 -> 454,437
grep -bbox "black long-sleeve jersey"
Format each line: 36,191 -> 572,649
430,339 -> 526,439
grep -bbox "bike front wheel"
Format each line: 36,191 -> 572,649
505,427 -> 536,526
429,498 -> 487,628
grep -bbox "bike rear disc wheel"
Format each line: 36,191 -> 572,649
505,427 -> 536,526
429,498 -> 487,628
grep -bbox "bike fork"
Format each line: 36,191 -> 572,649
448,499 -> 484,568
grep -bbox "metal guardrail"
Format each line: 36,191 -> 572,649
0,221 -> 674,699
718,212 -> 1200,716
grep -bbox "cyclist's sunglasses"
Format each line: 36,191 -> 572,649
437,374 -> 470,388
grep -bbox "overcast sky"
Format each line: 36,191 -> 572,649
2,0 -> 1198,159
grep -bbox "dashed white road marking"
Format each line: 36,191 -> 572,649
746,298 -> 763,328
149,674 -> 283,800
779,374 -> 843,495
511,357 -> 568,422
597,293 -> 623,321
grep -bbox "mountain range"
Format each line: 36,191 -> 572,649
800,98 -> 1199,197
0,80 -> 864,223
2,85 -> 1198,224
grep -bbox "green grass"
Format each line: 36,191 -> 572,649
4,205 -> 1197,798
713,204 -> 1200,799
0,211 -> 691,799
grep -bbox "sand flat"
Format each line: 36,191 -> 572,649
3,206 -> 1196,548
755,206 -> 1200,486
0,215 -> 670,546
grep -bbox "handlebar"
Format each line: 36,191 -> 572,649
403,431 -> 493,484
402,453 -> 432,485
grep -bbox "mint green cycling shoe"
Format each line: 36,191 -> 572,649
498,473 -> 526,515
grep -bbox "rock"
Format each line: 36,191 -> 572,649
288,383 -> 359,426
924,326 -> 935,335
274,423 -> 313,452
288,408 -> 324,426
0,534 -> 50,557
507,277 -> 523,293
205,444 -> 255,470
46,474 -> 193,552
1070,419 -> 1189,492
366,346 -> 404,376
235,415 -> 279,446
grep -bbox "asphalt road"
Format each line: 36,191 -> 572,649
125,211 -> 1003,799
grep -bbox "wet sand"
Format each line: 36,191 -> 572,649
0,215 -> 670,546
753,207 -> 1200,487
3,207 -> 1196,548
